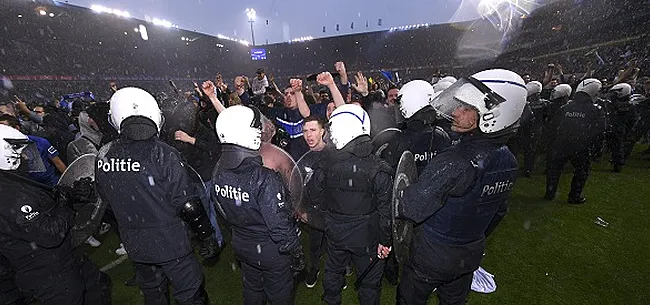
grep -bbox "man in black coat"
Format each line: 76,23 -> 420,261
0,124 -> 111,305
544,79 -> 607,204
210,105 -> 305,305
305,104 -> 393,305
95,88 -> 218,305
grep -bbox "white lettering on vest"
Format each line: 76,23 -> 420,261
565,112 -> 586,118
97,158 -> 141,172
214,184 -> 251,203
480,180 -> 515,197
414,151 -> 436,162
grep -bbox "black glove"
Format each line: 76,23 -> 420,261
198,236 -> 220,260
289,246 -> 306,272
72,177 -> 98,205
53,184 -> 74,208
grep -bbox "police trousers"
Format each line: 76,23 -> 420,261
323,242 -> 384,305
135,253 -> 207,305
309,227 -> 327,272
545,148 -> 592,199
396,261 -> 473,305
16,255 -> 111,305
233,236 -> 294,305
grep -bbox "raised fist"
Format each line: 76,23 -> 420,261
334,61 -> 346,73
202,81 -> 217,98
290,79 -> 303,92
317,72 -> 334,86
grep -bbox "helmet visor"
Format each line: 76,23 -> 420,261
430,77 -> 506,122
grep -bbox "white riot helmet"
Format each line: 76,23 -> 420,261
398,80 -> 435,119
576,78 -> 602,98
431,69 -> 527,135
550,84 -> 572,100
610,83 -> 632,98
109,87 -> 163,133
526,81 -> 543,97
327,104 -> 371,149
0,125 -> 44,172
215,105 -> 262,150
433,81 -> 453,93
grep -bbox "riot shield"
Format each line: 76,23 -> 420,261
290,150 -> 326,229
371,128 -> 402,158
392,151 -> 418,264
161,99 -> 198,148
260,142 -> 303,213
57,153 -> 106,247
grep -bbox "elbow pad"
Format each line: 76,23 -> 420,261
178,199 -> 215,241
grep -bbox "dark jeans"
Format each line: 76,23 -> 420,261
323,243 -> 384,305
135,253 -> 207,305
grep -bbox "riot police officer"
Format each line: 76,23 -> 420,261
0,124 -> 111,305
211,105 -> 305,305
607,83 -> 636,172
95,88 -> 217,305
544,79 -> 607,204
375,80 -> 452,284
546,84 -> 572,123
521,81 -> 548,176
305,104 -> 393,305
395,69 -> 527,305
382,80 -> 452,173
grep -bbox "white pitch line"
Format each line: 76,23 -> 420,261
100,255 -> 129,272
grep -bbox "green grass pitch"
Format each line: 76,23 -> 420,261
82,147 -> 650,305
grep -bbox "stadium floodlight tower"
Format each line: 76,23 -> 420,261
246,8 -> 256,46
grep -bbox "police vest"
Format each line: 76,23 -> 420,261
424,145 -> 518,245
408,125 -> 450,175
324,153 -> 388,216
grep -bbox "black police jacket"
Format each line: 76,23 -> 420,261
399,133 -> 517,273
382,108 -> 451,174
0,171 -> 75,282
546,92 -> 608,157
306,136 -> 393,247
95,136 -> 198,263
210,146 -> 301,253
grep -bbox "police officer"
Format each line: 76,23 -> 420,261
395,69 -> 527,305
546,84 -> 573,123
376,80 -> 452,284
607,83 -> 636,172
305,104 -> 393,305
95,88 -> 217,305
0,124 -> 111,305
521,81 -> 547,177
544,79 -> 607,204
381,80 -> 451,174
211,105 -> 305,305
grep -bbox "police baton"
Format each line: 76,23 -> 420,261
354,257 -> 381,291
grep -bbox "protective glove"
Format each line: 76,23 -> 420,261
289,247 -> 306,272
72,177 -> 97,205
198,236 -> 220,260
